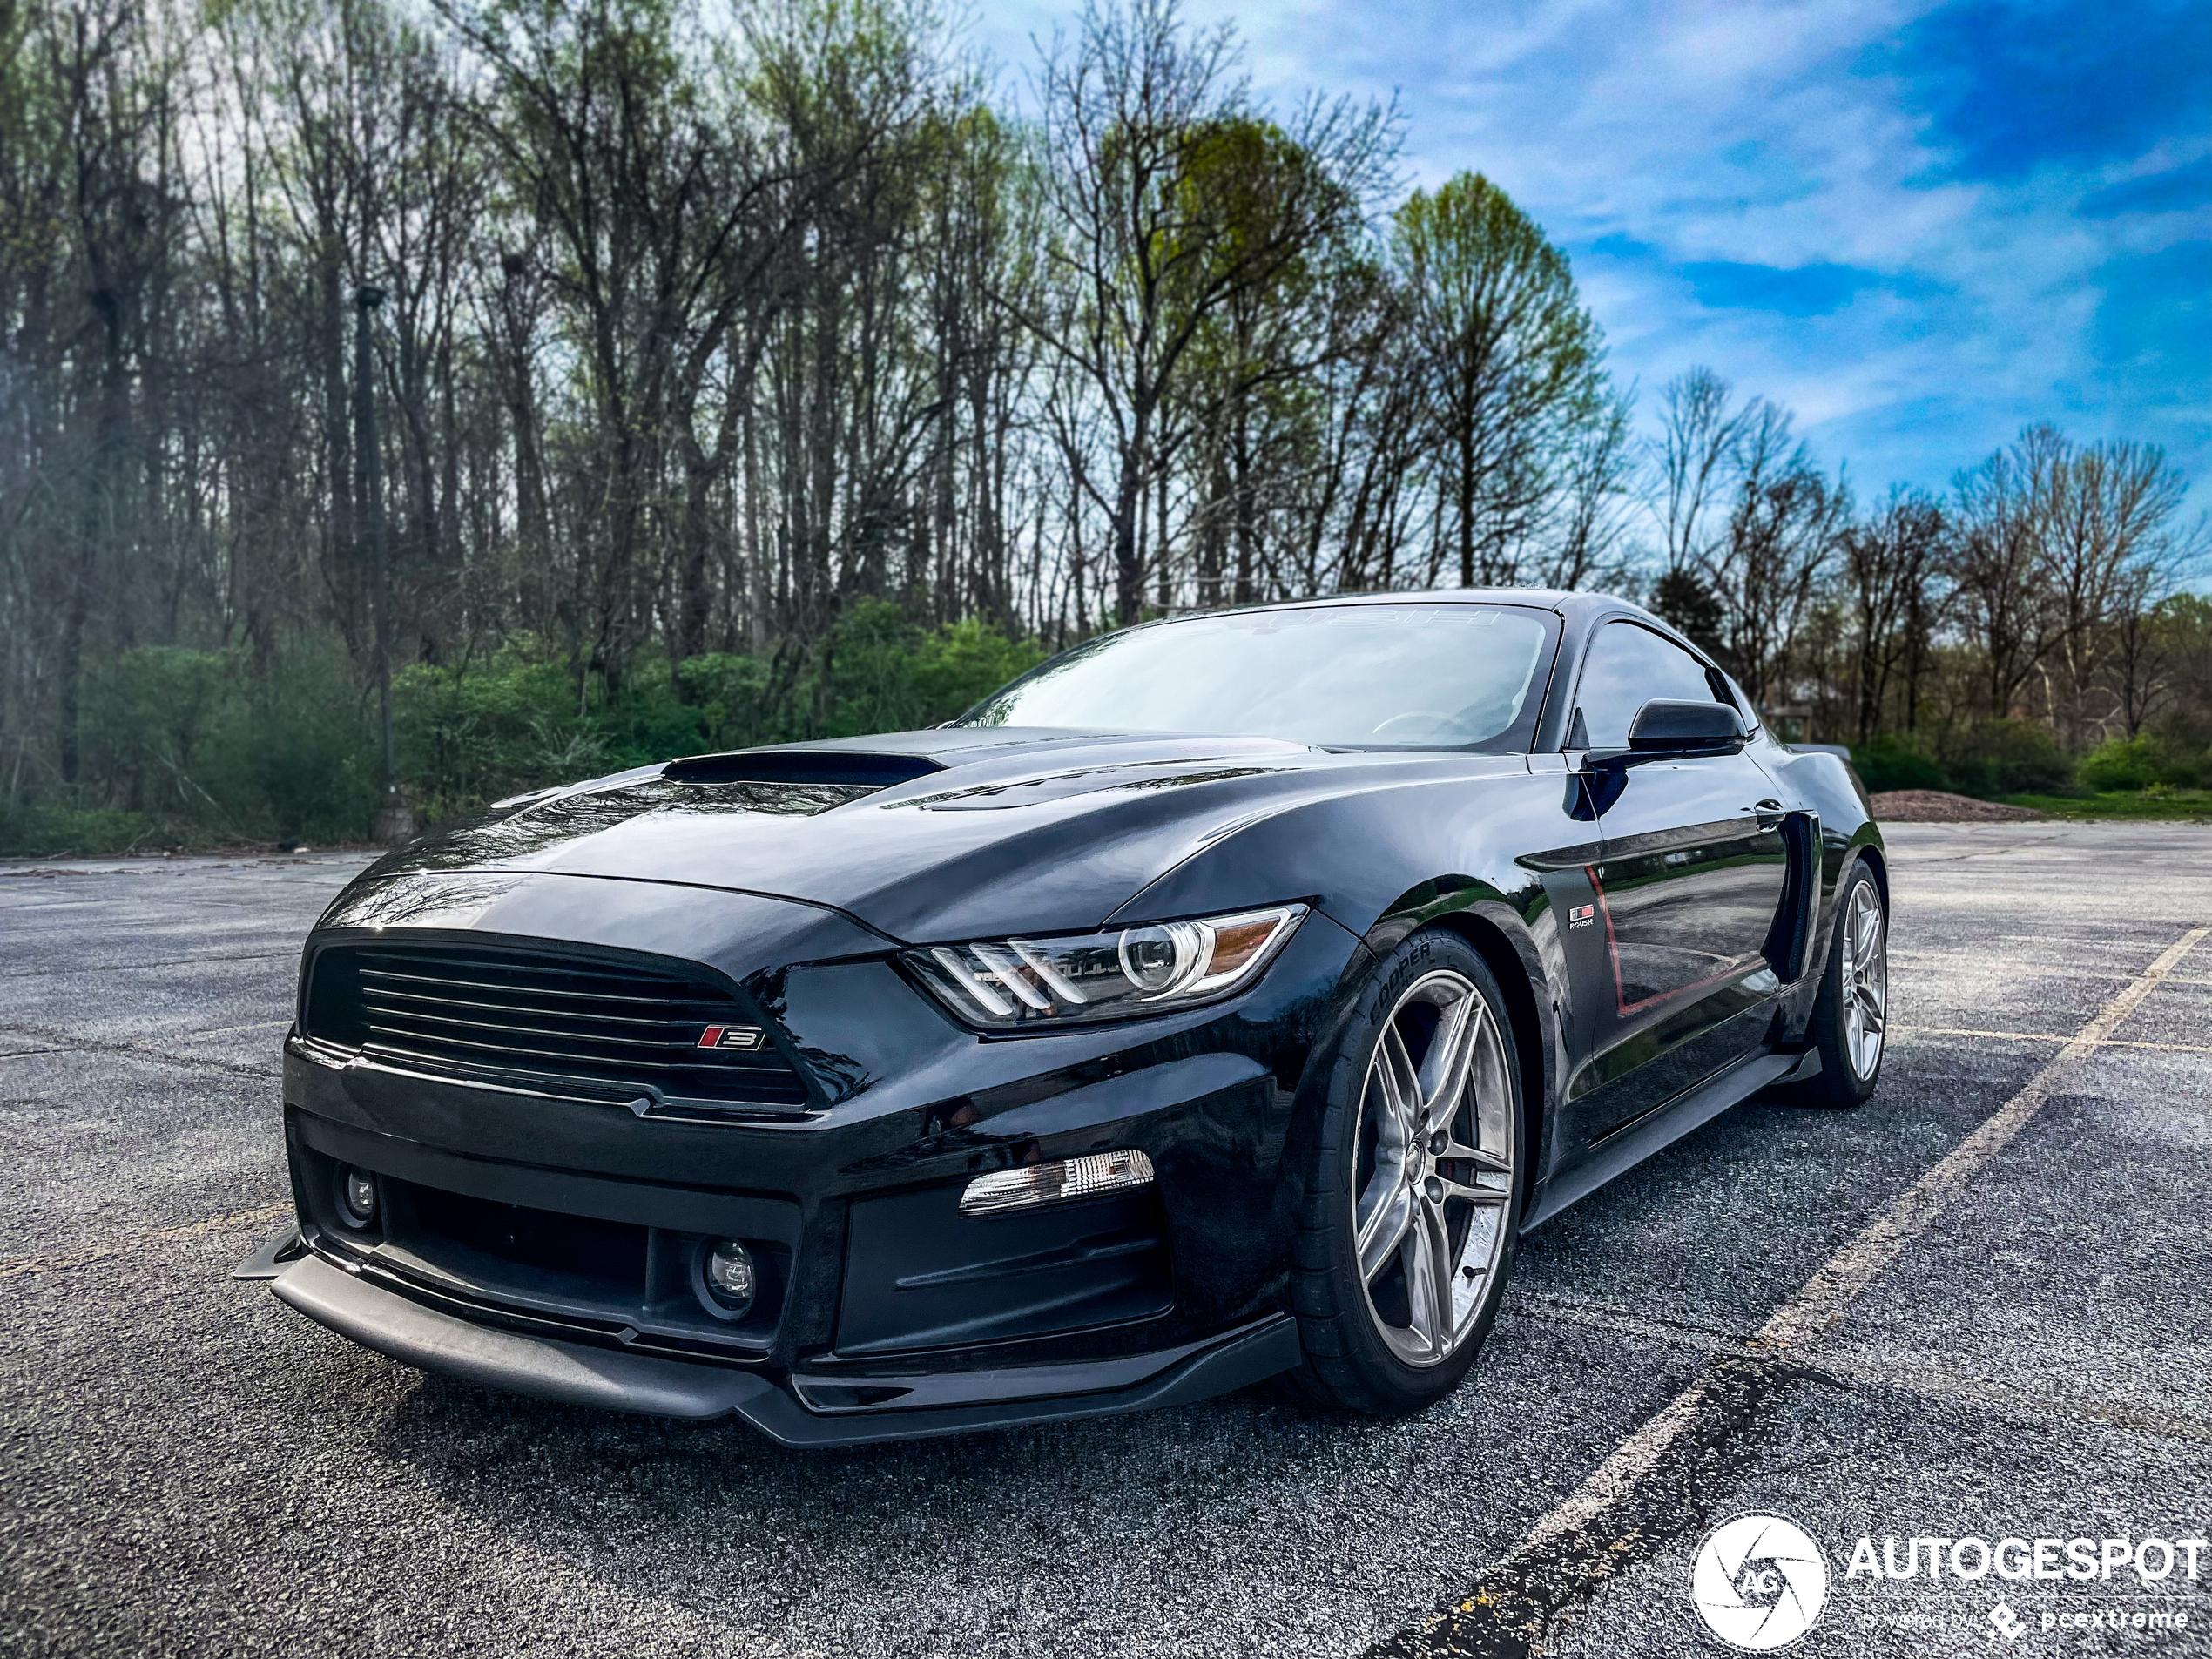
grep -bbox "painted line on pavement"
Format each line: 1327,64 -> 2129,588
1372,922 -> 2209,1659
1892,1024 -> 2210,1054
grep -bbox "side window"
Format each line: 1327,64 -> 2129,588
1573,622 -> 1723,749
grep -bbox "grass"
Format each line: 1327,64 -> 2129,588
2001,788 -> 2212,822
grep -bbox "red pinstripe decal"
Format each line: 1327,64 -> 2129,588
1583,862 -> 1750,1018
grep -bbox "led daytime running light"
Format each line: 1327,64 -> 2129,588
907,904 -> 1307,1030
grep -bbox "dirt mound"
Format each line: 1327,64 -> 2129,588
1870,790 -> 2045,823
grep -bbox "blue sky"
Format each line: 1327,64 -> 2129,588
968,0 -> 2211,513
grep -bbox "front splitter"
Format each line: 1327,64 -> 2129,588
269,1253 -> 1300,1446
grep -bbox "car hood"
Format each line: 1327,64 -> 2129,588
348,729 -> 1527,944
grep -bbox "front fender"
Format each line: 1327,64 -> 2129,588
1107,764 -> 1581,1160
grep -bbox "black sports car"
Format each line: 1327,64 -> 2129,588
246,589 -> 1887,1443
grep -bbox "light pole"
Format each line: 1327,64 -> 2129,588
354,284 -> 410,843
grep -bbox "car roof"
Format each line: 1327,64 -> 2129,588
1147,586 -> 1664,629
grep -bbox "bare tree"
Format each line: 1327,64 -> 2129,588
1706,401 -> 1848,711
1842,487 -> 1948,741
1651,367 -> 1751,577
1028,0 -> 1390,624
1541,388 -> 1638,591
2030,428 -> 2192,743
1950,437 -> 2051,722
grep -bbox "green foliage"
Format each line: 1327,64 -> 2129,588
243,656 -> 386,838
1650,569 -> 1727,664
909,617 -> 1049,719
1850,733 -> 1945,795
1939,718 -> 2075,798
388,610 -> 1048,823
818,600 -> 1048,738
393,642 -> 604,821
2004,790 -> 2212,823
2078,734 -> 2170,792
0,616 -> 1049,855
0,803 -> 152,858
81,647 -> 239,811
1391,171 -> 1610,587
14,647 -> 382,850
676,653 -> 777,748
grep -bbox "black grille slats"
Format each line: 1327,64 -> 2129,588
307,944 -> 808,1107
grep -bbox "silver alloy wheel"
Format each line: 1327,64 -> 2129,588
1352,969 -> 1515,1367
1839,880 -> 1888,1080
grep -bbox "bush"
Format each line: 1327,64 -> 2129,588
1851,734 -> 1945,795
80,646 -> 240,821
388,611 -> 1048,820
49,645 -> 380,846
676,652 -> 777,751
2078,734 -> 2168,792
1939,719 -> 2075,798
394,640 -> 614,820
814,600 -> 1047,738
237,655 -> 381,840
0,802 -> 151,858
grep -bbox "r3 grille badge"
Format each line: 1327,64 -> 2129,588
697,1024 -> 766,1051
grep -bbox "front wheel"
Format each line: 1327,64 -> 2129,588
1785,860 -> 1888,1108
1281,929 -> 1523,1417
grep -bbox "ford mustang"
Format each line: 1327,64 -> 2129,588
241,589 -> 1887,1443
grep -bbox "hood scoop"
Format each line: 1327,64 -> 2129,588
663,750 -> 947,788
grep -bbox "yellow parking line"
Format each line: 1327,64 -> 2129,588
1486,923 -> 2208,1574
1892,1024 -> 2210,1055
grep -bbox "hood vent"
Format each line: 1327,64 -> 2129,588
663,750 -> 946,788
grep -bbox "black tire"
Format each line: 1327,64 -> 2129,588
1280,927 -> 1525,1417
1784,860 -> 1888,1109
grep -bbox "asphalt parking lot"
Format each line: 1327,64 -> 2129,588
4,822 -> 2210,1658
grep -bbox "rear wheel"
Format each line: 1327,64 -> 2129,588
1785,861 -> 1888,1108
1281,929 -> 1522,1416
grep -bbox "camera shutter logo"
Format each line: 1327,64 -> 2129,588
1690,1514 -> 1829,1650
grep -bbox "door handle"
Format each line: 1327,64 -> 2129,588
1753,799 -> 1784,829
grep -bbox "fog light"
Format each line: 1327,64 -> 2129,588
959,1149 -> 1156,1217
338,1167 -> 377,1229
702,1239 -> 757,1314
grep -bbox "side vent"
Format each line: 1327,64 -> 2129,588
1763,813 -> 1822,982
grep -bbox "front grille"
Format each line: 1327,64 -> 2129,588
304,942 -> 809,1107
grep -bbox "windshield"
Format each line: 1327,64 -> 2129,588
958,604 -> 1557,750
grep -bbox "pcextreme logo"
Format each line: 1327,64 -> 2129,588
1691,1513 -> 1831,1650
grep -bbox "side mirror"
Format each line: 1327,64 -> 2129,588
1626,698 -> 1746,754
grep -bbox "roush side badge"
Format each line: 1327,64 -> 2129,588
1568,904 -> 1595,930
697,1025 -> 766,1050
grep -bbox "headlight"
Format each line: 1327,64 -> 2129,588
905,904 -> 1308,1030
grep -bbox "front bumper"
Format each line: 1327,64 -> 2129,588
264,878 -> 1359,1438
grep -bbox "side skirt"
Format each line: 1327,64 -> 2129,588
1520,1049 -> 1799,1231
